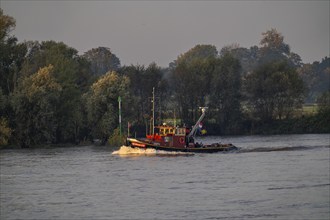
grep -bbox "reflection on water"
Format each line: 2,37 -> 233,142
1,134 -> 329,220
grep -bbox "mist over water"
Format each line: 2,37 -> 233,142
1,134 -> 329,220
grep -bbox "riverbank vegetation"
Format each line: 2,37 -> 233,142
0,9 -> 329,147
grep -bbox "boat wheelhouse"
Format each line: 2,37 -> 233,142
126,88 -> 237,153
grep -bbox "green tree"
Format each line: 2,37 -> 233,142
172,58 -> 214,123
210,54 -> 242,133
143,63 -> 168,125
0,9 -> 27,145
259,28 -> 302,67
83,47 -> 121,76
171,45 -> 218,123
317,91 -> 330,115
119,64 -> 145,123
85,71 -> 130,144
220,45 -> 259,76
0,8 -> 15,40
19,41 -> 93,143
12,65 -> 62,147
170,44 -> 218,69
119,63 -> 168,128
245,61 -> 305,121
0,88 -> 11,146
298,57 -> 330,102
20,40 -> 93,90
260,28 -> 290,54
0,9 -> 27,95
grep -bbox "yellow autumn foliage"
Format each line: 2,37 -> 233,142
91,71 -> 129,97
24,64 -> 62,98
0,117 -> 12,146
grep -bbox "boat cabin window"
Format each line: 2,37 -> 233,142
159,127 -> 175,135
176,128 -> 185,135
159,128 -> 166,135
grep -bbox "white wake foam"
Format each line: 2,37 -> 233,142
112,145 -> 194,156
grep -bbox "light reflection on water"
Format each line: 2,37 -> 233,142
112,145 -> 195,157
1,134 -> 329,220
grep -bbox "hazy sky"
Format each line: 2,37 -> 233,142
2,1 -> 329,67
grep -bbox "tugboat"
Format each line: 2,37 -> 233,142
126,88 -> 238,153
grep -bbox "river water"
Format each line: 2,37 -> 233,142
1,134 -> 329,220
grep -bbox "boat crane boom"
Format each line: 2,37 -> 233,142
187,107 -> 208,138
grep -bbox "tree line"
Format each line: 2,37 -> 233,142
0,9 -> 329,147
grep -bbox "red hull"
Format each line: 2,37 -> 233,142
126,138 -> 238,153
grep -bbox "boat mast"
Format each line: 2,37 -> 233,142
187,107 -> 208,138
152,87 -> 155,136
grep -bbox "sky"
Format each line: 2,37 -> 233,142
1,0 -> 329,67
